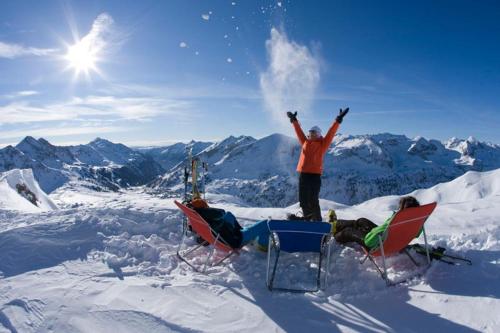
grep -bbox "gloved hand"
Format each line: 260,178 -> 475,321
336,107 -> 349,124
286,111 -> 298,123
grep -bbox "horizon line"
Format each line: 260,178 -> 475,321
0,132 -> 496,150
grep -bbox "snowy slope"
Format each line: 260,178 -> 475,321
0,169 -> 57,212
0,170 -> 499,332
411,168 -> 500,203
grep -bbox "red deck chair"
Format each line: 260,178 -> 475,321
174,200 -> 239,273
360,202 -> 437,285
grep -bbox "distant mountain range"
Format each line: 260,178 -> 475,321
1,133 -> 499,206
0,136 -> 164,193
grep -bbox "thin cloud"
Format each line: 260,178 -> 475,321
0,95 -> 194,125
67,95 -> 193,121
17,90 -> 39,96
0,102 -> 74,124
1,90 -> 39,100
0,41 -> 56,59
260,28 -> 320,125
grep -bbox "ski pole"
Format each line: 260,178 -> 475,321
183,166 -> 189,202
440,254 -> 472,265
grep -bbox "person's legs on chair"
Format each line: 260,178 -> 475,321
334,227 -> 368,247
241,220 -> 270,247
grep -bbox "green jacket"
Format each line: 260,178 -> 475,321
364,212 -> 423,249
364,213 -> 395,249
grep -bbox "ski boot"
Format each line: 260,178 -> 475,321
326,209 -> 338,235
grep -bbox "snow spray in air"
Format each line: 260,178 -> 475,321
259,27 -> 321,176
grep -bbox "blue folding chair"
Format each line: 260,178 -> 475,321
266,220 -> 333,292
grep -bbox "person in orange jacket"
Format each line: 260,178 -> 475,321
286,108 -> 349,221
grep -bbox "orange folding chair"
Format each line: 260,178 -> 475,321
360,202 -> 437,285
174,200 -> 239,273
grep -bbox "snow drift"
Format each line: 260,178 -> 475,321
412,168 -> 500,204
0,169 -> 58,212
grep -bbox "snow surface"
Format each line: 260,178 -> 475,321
0,169 -> 499,332
0,169 -> 57,212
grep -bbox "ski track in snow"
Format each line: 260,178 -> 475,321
1,172 -> 500,332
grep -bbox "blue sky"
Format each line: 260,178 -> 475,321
0,0 -> 499,147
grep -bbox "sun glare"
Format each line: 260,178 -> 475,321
65,40 -> 98,77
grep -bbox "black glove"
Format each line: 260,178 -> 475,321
336,107 -> 349,124
286,111 -> 298,123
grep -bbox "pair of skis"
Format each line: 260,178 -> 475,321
408,244 -> 472,265
183,147 -> 208,203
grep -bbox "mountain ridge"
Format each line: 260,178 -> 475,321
0,136 -> 165,193
1,133 -> 499,206
148,132 -> 500,206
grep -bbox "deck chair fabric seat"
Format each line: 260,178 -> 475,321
266,220 -> 333,293
174,200 -> 239,273
361,202 -> 437,285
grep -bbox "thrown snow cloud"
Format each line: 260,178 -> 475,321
179,42 -> 188,48
260,28 -> 320,124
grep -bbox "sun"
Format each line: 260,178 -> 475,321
65,39 -> 99,77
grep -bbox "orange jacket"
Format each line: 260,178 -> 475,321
292,120 -> 340,174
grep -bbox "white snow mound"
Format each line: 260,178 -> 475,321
411,168 -> 500,204
356,168 -> 500,213
0,168 -> 58,212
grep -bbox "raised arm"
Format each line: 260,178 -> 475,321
322,121 -> 340,149
322,108 -> 349,151
287,111 -> 306,145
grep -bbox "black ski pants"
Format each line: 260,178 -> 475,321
298,172 -> 322,221
333,218 -> 378,247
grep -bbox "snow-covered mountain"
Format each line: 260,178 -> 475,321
2,133 -> 499,206
136,140 -> 212,171
0,137 -> 165,193
150,133 -> 500,206
0,141 -> 71,193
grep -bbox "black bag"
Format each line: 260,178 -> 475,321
194,207 -> 243,248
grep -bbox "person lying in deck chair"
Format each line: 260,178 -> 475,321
328,196 -> 421,249
192,205 -> 270,251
